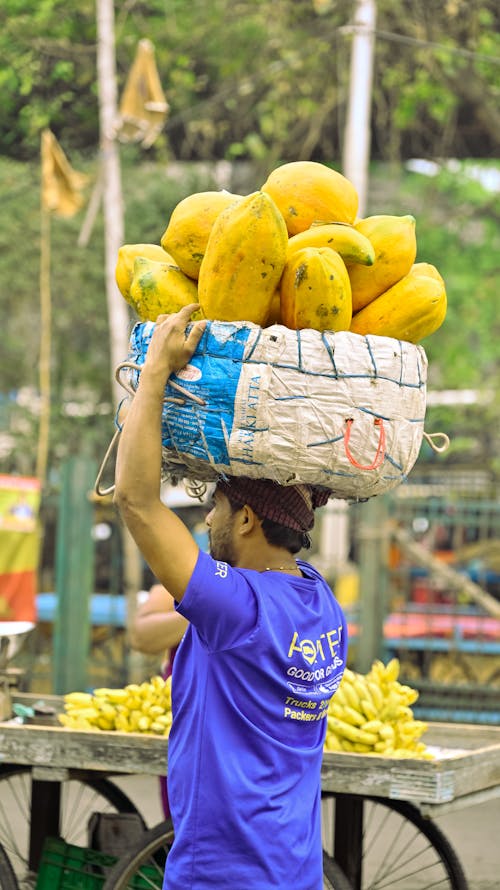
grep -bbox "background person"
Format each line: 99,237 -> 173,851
128,583 -> 188,819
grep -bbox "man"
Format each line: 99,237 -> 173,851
114,304 -> 348,890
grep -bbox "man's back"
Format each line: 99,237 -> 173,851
164,551 -> 347,890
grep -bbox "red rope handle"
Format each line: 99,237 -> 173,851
343,417 -> 386,471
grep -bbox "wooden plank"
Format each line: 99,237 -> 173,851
0,723 -> 168,776
1,716 -> 499,806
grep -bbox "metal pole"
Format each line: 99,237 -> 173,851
95,0 -> 130,410
96,0 -> 146,680
53,457 -> 96,693
342,0 -> 377,217
355,496 -> 388,673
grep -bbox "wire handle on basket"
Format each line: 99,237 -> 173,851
422,431 -> 450,453
94,362 -> 207,497
115,361 -> 207,407
343,417 -> 386,471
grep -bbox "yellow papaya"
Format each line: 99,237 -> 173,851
198,190 -> 288,325
115,244 -> 175,302
347,215 -> 417,312
129,256 -> 200,322
349,268 -> 447,343
280,247 -> 352,333
287,222 -> 375,266
411,261 -> 445,286
264,288 -> 282,326
261,161 -> 358,235
161,190 -> 242,280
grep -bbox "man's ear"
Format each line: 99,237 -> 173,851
237,504 -> 260,537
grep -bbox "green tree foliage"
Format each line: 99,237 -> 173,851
1,0 -> 499,161
1,0 -> 499,482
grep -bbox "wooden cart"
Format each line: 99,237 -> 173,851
0,696 -> 499,889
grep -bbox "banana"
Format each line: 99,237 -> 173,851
325,659 -> 431,760
59,675 -> 175,737
327,716 -> 378,746
339,670 -> 361,711
366,681 -> 384,711
325,733 -> 343,752
352,674 -> 371,704
93,688 -> 129,704
329,684 -> 348,708
343,705 -> 366,727
360,698 -> 378,721
361,719 -> 384,734
384,658 -> 401,684
287,223 -> 375,266
64,692 -> 93,706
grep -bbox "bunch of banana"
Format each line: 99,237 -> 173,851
324,658 -> 433,759
58,675 -> 172,736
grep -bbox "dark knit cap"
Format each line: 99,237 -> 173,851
216,476 -> 330,533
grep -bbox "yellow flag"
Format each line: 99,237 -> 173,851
117,39 -> 169,148
41,129 -> 88,218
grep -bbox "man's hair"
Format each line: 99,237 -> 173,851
216,476 -> 329,535
226,498 -> 310,553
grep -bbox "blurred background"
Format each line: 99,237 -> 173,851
1,0 -> 499,726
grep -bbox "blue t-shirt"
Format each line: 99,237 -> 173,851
164,550 -> 348,890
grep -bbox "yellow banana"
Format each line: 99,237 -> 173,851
342,705 -> 366,727
353,675 -> 372,705
367,681 -> 384,711
330,685 -> 348,708
362,719 -> 384,734
399,685 -> 419,706
378,724 -> 395,742
64,692 -> 93,706
340,674 -> 361,711
327,716 -> 378,746
324,733 -> 343,752
384,658 -> 401,683
93,688 -> 129,704
360,698 -> 378,721
287,223 -> 375,266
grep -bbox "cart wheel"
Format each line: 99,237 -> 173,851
0,766 -> 145,886
0,842 -> 18,890
102,820 -> 174,889
323,850 -> 354,890
322,793 -> 468,890
102,820 -> 354,890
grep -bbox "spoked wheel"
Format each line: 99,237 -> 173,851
102,820 -> 174,889
322,793 -> 468,890
0,766 -> 145,888
323,850 -> 354,890
0,842 -> 18,890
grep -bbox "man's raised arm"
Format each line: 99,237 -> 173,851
114,305 -> 207,602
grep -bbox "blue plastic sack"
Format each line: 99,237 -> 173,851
120,320 -> 428,499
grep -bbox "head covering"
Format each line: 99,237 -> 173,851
216,476 -> 330,533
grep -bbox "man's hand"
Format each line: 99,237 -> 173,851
143,304 -> 207,380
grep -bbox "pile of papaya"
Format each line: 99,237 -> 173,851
115,160 -> 447,344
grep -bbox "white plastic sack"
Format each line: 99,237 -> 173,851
122,320 -> 428,500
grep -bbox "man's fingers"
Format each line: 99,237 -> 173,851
178,303 -> 201,321
186,319 -> 207,348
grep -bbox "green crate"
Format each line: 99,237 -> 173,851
35,837 -> 163,890
35,838 -> 117,890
